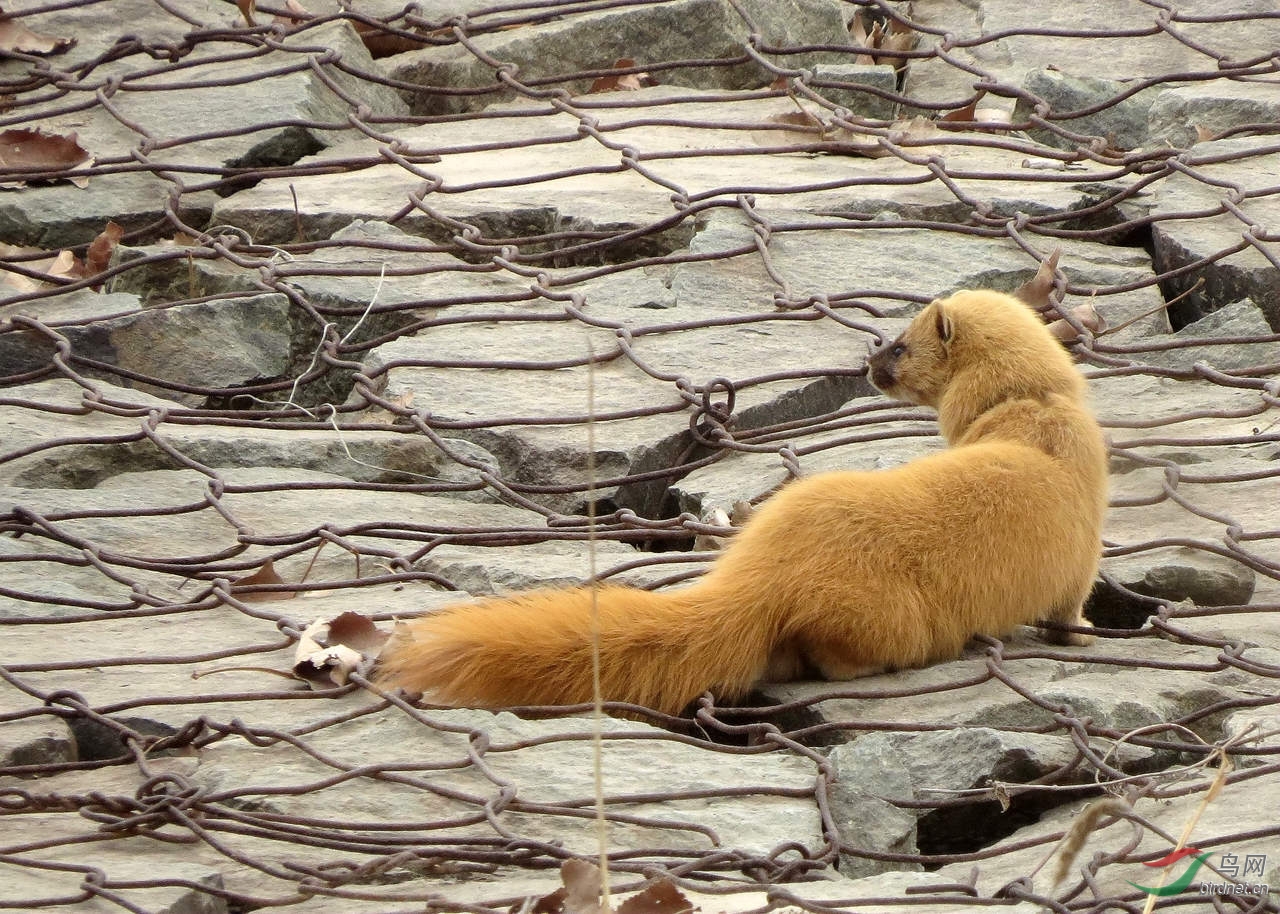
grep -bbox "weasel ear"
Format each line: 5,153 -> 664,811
933,301 -> 954,343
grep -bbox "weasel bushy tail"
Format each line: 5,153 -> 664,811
376,583 -> 771,716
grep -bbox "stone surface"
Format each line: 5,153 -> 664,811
1150,139 -> 1280,329
1149,80 -> 1280,150
2,3 -> 1279,913
1013,69 -> 1161,151
0,19 -> 407,248
384,0 -> 854,115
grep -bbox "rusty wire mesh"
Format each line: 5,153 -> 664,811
1,0 -> 1279,911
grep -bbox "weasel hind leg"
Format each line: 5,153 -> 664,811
1040,597 -> 1097,646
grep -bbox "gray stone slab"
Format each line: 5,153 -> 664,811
905,0 -> 1280,114
383,0 -> 853,115
191,706 -> 823,858
1149,80 -> 1280,150
0,377 -> 498,492
1149,138 -> 1280,329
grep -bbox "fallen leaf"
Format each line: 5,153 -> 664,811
1192,124 -> 1215,144
352,21 -> 428,58
0,13 -> 76,55
1013,249 -> 1062,312
589,58 -> 655,93
1,247 -> 80,292
849,11 -> 876,66
0,128 -> 92,187
236,0 -> 256,27
615,879 -> 694,914
941,91 -> 986,122
230,559 -> 296,602
752,110 -> 938,157
522,863 -> 694,914
328,610 -> 390,654
291,612 -> 388,689
693,507 -> 733,552
294,642 -> 365,688
272,0 -> 309,25
560,858 -> 604,914
877,19 -> 916,71
80,220 -> 123,285
1046,302 -> 1105,342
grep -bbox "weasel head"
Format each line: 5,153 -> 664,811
869,288 -> 1086,437
867,297 -> 955,408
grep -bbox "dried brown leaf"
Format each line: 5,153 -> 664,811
1013,249 -> 1061,312
0,15 -> 76,54
940,90 -> 987,123
589,58 -> 654,93
0,128 -> 92,186
291,613 -> 389,689
867,19 -> 885,63
877,24 -> 916,71
560,859 -> 604,914
615,880 -> 693,914
328,611 -> 390,654
236,0 -> 256,26
849,11 -> 876,65
525,887 -> 568,914
81,220 -> 123,283
352,21 -> 428,57
1,248 -> 80,292
1046,303 -> 1105,342
272,0 -> 310,25
1192,124 -> 1216,144
230,559 -> 296,602
293,643 -> 364,688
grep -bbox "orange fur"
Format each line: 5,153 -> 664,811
375,290 -> 1109,716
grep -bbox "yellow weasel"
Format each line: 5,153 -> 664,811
375,290 -> 1109,715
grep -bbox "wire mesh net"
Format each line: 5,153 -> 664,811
1,0 -> 1278,911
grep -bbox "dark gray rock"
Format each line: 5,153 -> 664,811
827,737 -> 920,878
1129,299 -> 1280,372
809,64 -> 899,121
1150,139 -> 1280,330
1013,69 -> 1161,151
1149,81 -> 1280,150
2,292 -> 294,405
384,0 -> 854,115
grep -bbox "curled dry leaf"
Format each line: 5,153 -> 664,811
849,11 -> 876,65
0,128 -> 93,188
1046,302 -> 1105,342
692,507 -> 733,552
353,21 -> 429,58
615,879 -> 694,914
327,610 -> 390,654
753,110 -> 939,157
0,12 -> 76,55
1013,249 -> 1062,312
82,221 -> 123,286
292,611 -> 388,689
272,0 -> 310,25
589,58 -> 655,93
0,247 -> 80,292
236,0 -> 256,27
230,559 -> 296,602
848,10 -> 915,70
523,860 -> 694,914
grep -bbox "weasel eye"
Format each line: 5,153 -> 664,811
890,342 -> 907,358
